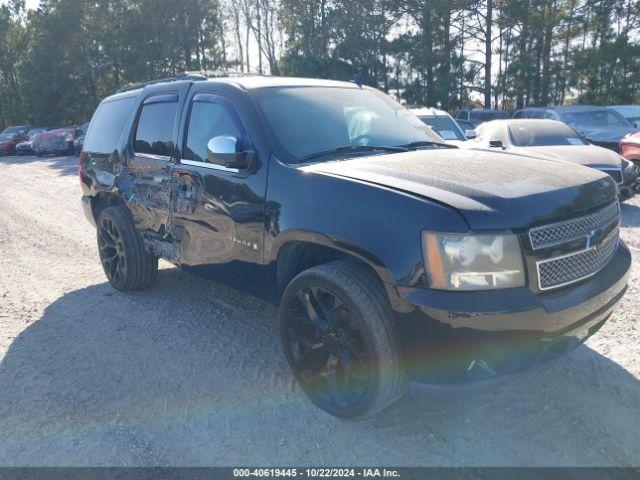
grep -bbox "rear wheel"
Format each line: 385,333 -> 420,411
280,261 -> 406,419
97,206 -> 158,291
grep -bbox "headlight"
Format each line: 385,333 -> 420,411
422,231 -> 525,290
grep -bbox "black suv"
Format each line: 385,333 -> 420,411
80,75 -> 630,418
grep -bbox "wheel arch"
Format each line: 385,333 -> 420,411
91,191 -> 127,223
272,233 -> 412,313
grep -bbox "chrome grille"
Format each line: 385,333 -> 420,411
537,229 -> 619,290
529,202 -> 619,250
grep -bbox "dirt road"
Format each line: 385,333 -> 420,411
1,155 -> 639,466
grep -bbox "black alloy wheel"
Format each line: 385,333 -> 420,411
98,215 -> 127,287
96,206 -> 158,291
280,261 -> 406,419
284,285 -> 372,410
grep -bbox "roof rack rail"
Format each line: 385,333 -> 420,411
116,70 -> 267,93
116,73 -> 207,93
182,70 -> 265,78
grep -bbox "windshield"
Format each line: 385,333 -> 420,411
509,123 -> 588,147
416,116 -> 465,141
252,86 -> 443,163
610,105 -> 640,117
559,109 -> 631,127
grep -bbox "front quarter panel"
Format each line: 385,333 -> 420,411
264,159 -> 469,291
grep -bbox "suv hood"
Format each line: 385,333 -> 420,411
302,149 -> 617,230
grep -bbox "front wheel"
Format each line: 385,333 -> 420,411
96,206 -> 158,291
280,261 -> 406,419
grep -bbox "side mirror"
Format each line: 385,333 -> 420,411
465,129 -> 477,139
488,139 -> 504,149
207,136 -> 254,170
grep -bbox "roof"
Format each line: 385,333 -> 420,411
105,75 -> 362,103
410,107 -> 449,117
216,75 -> 359,90
459,108 -> 505,112
479,119 -> 565,128
523,105 -> 608,111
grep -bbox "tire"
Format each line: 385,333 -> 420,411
279,260 -> 406,419
96,206 -> 158,291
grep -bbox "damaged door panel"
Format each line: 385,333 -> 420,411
169,88 -> 268,296
123,87 -> 189,256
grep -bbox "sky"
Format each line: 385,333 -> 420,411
0,0 -> 40,9
1,0 -> 493,105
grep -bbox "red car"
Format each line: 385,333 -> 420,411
621,131 -> 640,165
33,127 -> 82,156
0,133 -> 21,156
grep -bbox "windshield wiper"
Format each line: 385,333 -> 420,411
398,140 -> 458,150
298,145 -> 409,163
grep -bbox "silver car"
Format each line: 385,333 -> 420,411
469,119 -> 638,199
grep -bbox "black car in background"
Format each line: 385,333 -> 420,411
80,75 -> 629,418
454,108 -> 509,127
513,106 -> 639,153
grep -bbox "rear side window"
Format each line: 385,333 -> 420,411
184,100 -> 242,163
83,97 -> 135,154
134,98 -> 178,157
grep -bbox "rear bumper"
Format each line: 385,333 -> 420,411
81,195 -> 96,227
395,240 -> 631,384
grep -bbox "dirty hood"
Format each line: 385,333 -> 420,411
302,149 -> 618,230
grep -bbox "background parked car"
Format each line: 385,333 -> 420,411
0,133 -> 21,155
610,105 -> 640,129
32,127 -> 81,156
72,122 -> 90,155
454,118 -> 477,137
513,106 -> 638,152
15,127 -> 50,155
471,119 -> 638,199
73,135 -> 85,155
454,108 -> 509,127
1,125 -> 31,138
410,107 -> 475,143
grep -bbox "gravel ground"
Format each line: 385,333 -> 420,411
0,155 -> 639,467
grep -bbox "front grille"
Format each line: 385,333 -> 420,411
529,202 -> 619,250
537,229 -> 619,290
598,168 -> 623,185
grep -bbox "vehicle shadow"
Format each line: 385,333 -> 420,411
0,267 -> 639,466
0,155 -> 77,176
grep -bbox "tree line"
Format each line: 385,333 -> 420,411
1,0 -> 639,127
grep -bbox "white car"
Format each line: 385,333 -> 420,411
410,107 -> 476,145
470,119 -> 638,199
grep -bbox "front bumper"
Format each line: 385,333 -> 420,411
395,240 -> 631,384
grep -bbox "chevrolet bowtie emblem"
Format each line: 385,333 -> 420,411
586,229 -> 598,249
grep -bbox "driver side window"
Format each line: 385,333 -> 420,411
184,100 -> 242,164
